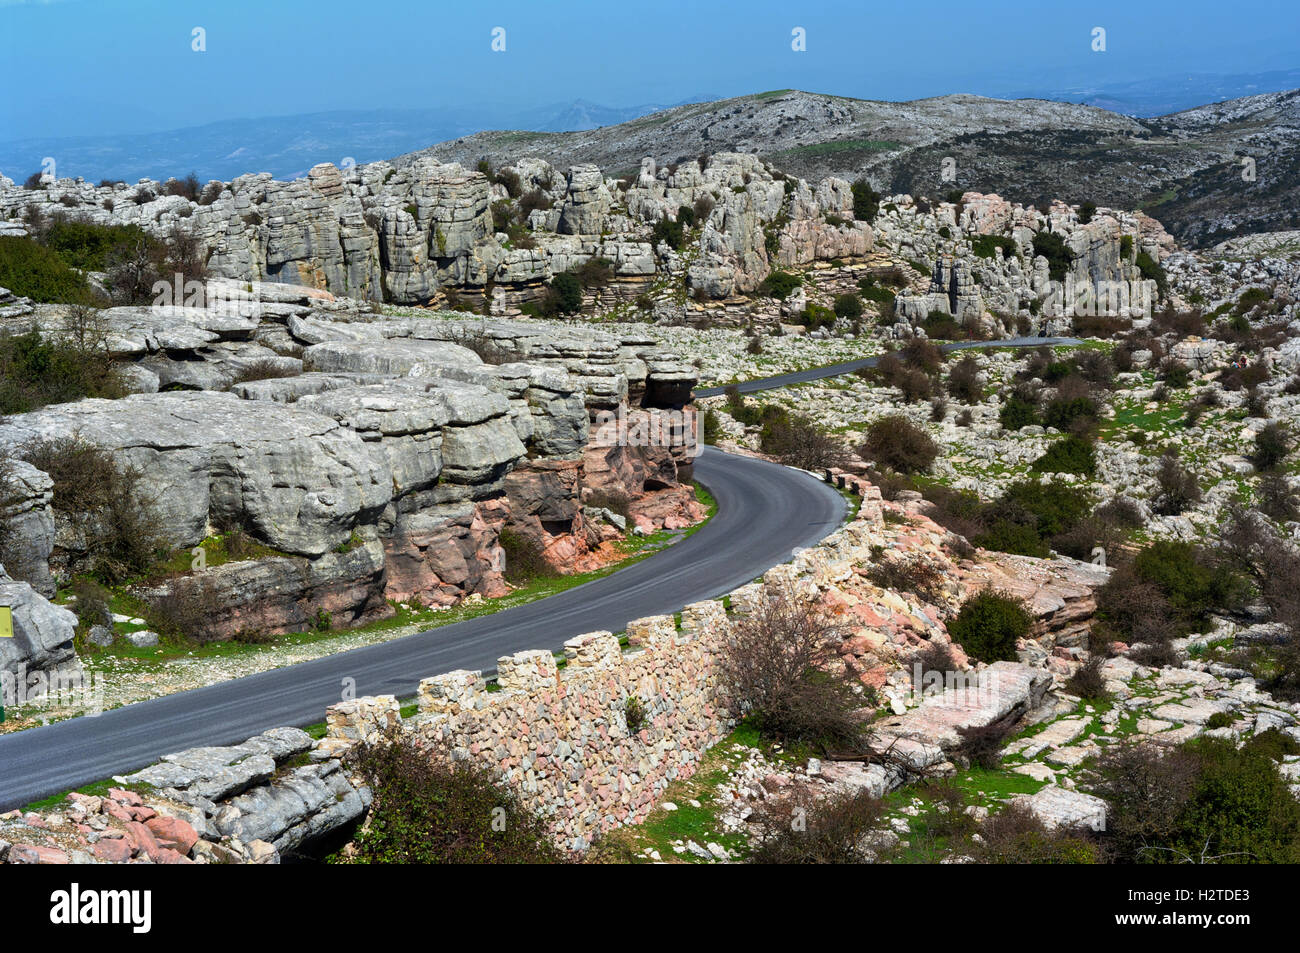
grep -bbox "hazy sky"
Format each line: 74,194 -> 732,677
3,0 -> 1298,139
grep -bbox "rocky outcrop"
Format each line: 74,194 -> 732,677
0,152 -> 872,306
0,566 -> 81,695
0,727 -> 369,863
0,460 -> 56,596
0,392 -> 391,561
0,277 -> 705,638
887,193 -> 1169,337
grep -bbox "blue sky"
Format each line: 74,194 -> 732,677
2,0 -> 1298,139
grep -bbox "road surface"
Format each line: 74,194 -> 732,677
0,446 -> 844,809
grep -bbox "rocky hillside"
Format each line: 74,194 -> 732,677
399,88 -> 1300,248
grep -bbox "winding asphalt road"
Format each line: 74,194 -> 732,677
0,334 -> 1081,810
697,336 -> 1081,397
0,447 -> 845,810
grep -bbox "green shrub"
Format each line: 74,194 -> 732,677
1032,231 -> 1072,282
999,396 -> 1039,430
832,293 -> 864,320
624,695 -> 647,732
800,302 -> 835,331
1096,738 -> 1300,864
1001,479 -> 1092,539
946,590 -> 1033,664
41,220 -> 153,272
650,216 -> 685,250
1042,395 -> 1099,431
1131,541 -> 1245,634
971,234 -> 1017,259
850,179 -> 879,223
759,270 -> 801,300
0,322 -> 124,414
1031,435 -> 1097,476
1077,201 -> 1097,225
923,311 -> 964,339
1136,250 -> 1167,297
19,436 -> 163,584
548,271 -> 583,315
339,730 -> 564,864
0,236 -> 95,303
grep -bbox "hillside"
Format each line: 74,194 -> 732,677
398,88 -> 1300,248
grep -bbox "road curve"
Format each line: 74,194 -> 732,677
696,336 -> 1082,397
0,446 -> 845,810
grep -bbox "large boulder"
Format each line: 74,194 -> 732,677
0,460 -> 56,596
0,567 -> 80,692
0,392 -> 391,560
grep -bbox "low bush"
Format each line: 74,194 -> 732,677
0,235 -> 95,303
1151,454 -> 1202,516
761,413 -> 846,471
748,788 -> 884,864
946,589 -> 1032,664
1064,657 -> 1109,700
833,293 -> 864,320
339,730 -> 564,864
1094,739 -> 1300,863
999,395 -> 1039,430
758,270 -> 801,300
971,802 -> 1101,864
0,321 -> 124,414
858,415 -> 938,474
1031,435 -> 1097,477
1253,422 -> 1291,471
498,528 -> 556,584
867,555 -> 944,602
955,715 -> 1016,769
18,437 -> 163,583
947,355 -> 982,403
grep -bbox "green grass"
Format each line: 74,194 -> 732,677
590,721 -> 763,863
768,138 -> 902,159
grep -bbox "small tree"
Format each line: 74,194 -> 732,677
748,788 -> 884,864
1152,453 -> 1202,515
851,178 -> 879,223
762,414 -> 847,471
1253,422 -> 1291,471
721,585 -> 865,752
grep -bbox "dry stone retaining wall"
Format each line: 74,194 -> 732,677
324,599 -> 736,850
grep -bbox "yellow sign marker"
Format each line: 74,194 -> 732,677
0,606 -> 12,638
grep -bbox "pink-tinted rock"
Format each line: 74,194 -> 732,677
8,844 -> 69,864
146,815 -> 199,855
93,838 -> 133,863
126,821 -> 161,859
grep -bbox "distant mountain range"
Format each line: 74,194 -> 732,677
4,70 -> 1299,248
0,98 -> 708,185
400,86 -> 1300,249
1012,68 -> 1300,117
4,68 -> 1299,188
